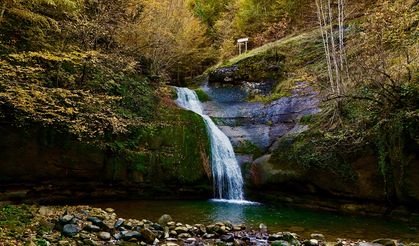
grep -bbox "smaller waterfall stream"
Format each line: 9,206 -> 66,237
175,87 -> 245,201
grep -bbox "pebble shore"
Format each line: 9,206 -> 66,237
0,205 -> 416,246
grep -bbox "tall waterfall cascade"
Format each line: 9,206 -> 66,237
175,87 -> 245,201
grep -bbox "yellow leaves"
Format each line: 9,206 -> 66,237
363,0 -> 418,50
119,0 -> 209,73
9,51 -> 90,64
0,80 -> 128,139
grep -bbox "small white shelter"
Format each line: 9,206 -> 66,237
237,37 -> 249,55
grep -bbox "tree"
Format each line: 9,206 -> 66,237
186,0 -> 229,33
315,0 -> 348,96
0,0 -> 80,51
119,0 -> 210,80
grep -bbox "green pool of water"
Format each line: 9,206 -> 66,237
92,200 -> 418,242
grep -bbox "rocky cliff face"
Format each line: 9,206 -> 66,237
202,60 -> 319,170
203,82 -> 319,150
249,137 -> 419,218
206,59 -> 419,218
0,108 -> 212,203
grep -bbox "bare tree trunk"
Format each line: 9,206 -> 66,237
338,0 -> 349,91
316,0 -> 335,93
327,0 -> 341,95
316,0 -> 350,96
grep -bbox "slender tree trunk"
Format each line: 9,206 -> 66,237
316,0 -> 335,93
327,0 -> 341,95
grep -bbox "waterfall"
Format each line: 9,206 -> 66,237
175,87 -> 245,201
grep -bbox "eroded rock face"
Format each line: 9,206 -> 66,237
201,81 -> 319,153
205,64 -> 419,214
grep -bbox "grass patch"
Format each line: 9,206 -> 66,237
210,29 -> 320,70
0,205 -> 33,238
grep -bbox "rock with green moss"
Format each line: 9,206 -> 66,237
194,88 -> 211,102
208,51 -> 285,84
0,104 -> 212,201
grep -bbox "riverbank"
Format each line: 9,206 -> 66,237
1,203 -> 418,245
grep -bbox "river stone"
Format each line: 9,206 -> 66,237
158,214 -> 173,225
203,233 -> 216,239
259,223 -> 268,233
167,221 -> 176,227
178,233 -> 191,238
357,243 -> 383,246
233,226 -> 242,231
272,232 -> 300,246
234,239 -> 246,246
84,224 -> 101,232
175,226 -> 189,233
220,225 -> 229,234
83,239 -> 100,246
194,224 -> 206,234
221,234 -> 235,242
113,232 -> 122,240
58,241 -> 70,246
105,208 -> 114,213
166,243 -> 179,246
256,239 -> 269,245
164,226 -> 170,238
303,239 -> 319,246
185,238 -> 196,244
122,231 -> 142,240
62,224 -> 80,237
141,228 -> 156,244
372,239 -> 397,246
206,224 -> 220,234
152,223 -> 164,231
59,215 -> 75,224
310,234 -> 325,241
114,218 -> 125,228
87,217 -> 103,226
98,232 -> 111,241
272,241 -> 292,246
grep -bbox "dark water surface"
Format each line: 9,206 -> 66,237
92,200 -> 418,242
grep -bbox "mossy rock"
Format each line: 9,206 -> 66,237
194,88 -> 211,102
106,107 -> 211,185
208,50 -> 285,84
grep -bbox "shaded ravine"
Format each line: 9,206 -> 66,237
175,87 -> 245,201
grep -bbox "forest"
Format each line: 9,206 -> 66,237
0,0 -> 418,245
